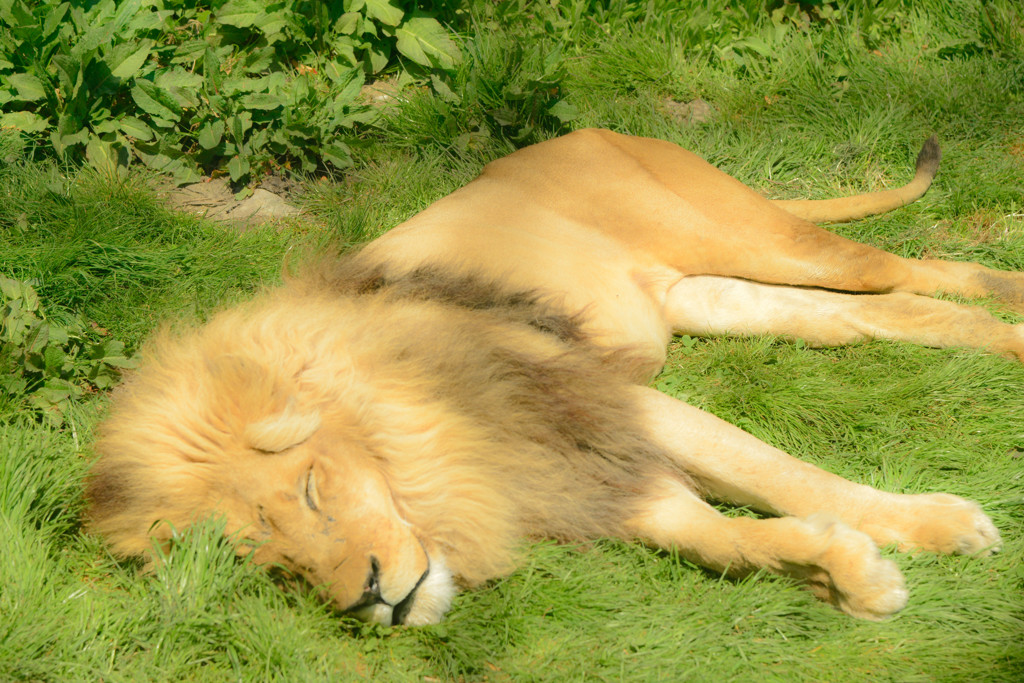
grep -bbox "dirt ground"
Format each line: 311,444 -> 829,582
162,174 -> 304,225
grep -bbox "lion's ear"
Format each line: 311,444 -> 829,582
205,355 -> 321,452
244,399 -> 322,453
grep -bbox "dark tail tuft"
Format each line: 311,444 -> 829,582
915,135 -> 941,178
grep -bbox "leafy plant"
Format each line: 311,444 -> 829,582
389,19 -> 580,154
1,277 -> 134,424
0,0 -> 462,185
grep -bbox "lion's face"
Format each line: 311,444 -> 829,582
219,420 -> 456,626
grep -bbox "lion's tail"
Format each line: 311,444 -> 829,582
771,136 -> 940,224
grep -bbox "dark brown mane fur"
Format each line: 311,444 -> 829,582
298,254 -> 589,344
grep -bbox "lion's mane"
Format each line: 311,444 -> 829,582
86,257 -> 690,586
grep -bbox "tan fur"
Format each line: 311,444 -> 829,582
87,130 -> 1016,625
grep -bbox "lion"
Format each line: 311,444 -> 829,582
86,129 -> 1019,626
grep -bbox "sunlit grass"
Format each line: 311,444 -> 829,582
1,0 -> 1023,680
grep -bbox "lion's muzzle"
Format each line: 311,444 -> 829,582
349,555 -> 457,626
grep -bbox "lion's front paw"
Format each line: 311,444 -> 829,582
866,493 -> 1002,556
912,493 -> 1001,555
803,517 -> 908,620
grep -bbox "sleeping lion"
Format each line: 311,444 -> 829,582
87,129 -> 1019,626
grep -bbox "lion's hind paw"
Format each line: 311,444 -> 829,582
802,517 -> 909,621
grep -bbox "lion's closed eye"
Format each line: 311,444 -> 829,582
304,468 -> 320,512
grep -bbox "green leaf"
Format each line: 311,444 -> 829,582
1,277 -> 21,301
34,377 -> 76,405
215,0 -> 263,28
363,0 -> 404,27
169,162 -> 202,186
51,114 -> 90,157
119,115 -> 153,141
126,6 -> 169,33
75,0 -> 144,54
336,12 -> 361,35
0,277 -> 39,311
25,323 -> 51,354
45,324 -> 68,347
240,92 -> 283,111
253,8 -> 290,39
0,0 -> 37,41
43,345 -> 66,374
323,61 -> 362,88
0,111 -> 49,133
92,117 -> 119,135
730,35 -> 775,59
86,137 -> 127,178
394,15 -> 460,69
429,74 -> 460,104
109,40 -> 153,79
238,46 -> 276,75
42,2 -> 71,42
366,45 -> 389,74
227,155 -> 250,182
334,68 -> 364,103
153,68 -> 204,90
198,120 -> 225,150
488,106 -> 517,127
51,53 -> 84,97
92,340 -> 134,368
6,73 -> 47,101
547,99 -> 578,123
321,142 -> 352,168
135,141 -> 201,185
90,368 -> 120,390
0,373 -> 28,397
202,47 -> 224,91
229,112 -> 252,145
131,80 -> 180,121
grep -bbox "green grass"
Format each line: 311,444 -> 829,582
2,1 -> 1024,680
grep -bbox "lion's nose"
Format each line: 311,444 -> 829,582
342,555 -> 384,612
364,555 -> 382,601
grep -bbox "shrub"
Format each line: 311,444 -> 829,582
1,277 -> 134,424
0,0 -> 461,185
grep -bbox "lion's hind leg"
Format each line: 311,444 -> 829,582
628,478 -> 909,620
665,275 -> 1024,361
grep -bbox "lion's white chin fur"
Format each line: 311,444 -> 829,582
353,556 -> 457,626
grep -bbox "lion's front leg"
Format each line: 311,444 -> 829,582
856,492 -> 1001,555
629,387 -> 1002,557
628,478 -> 908,619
